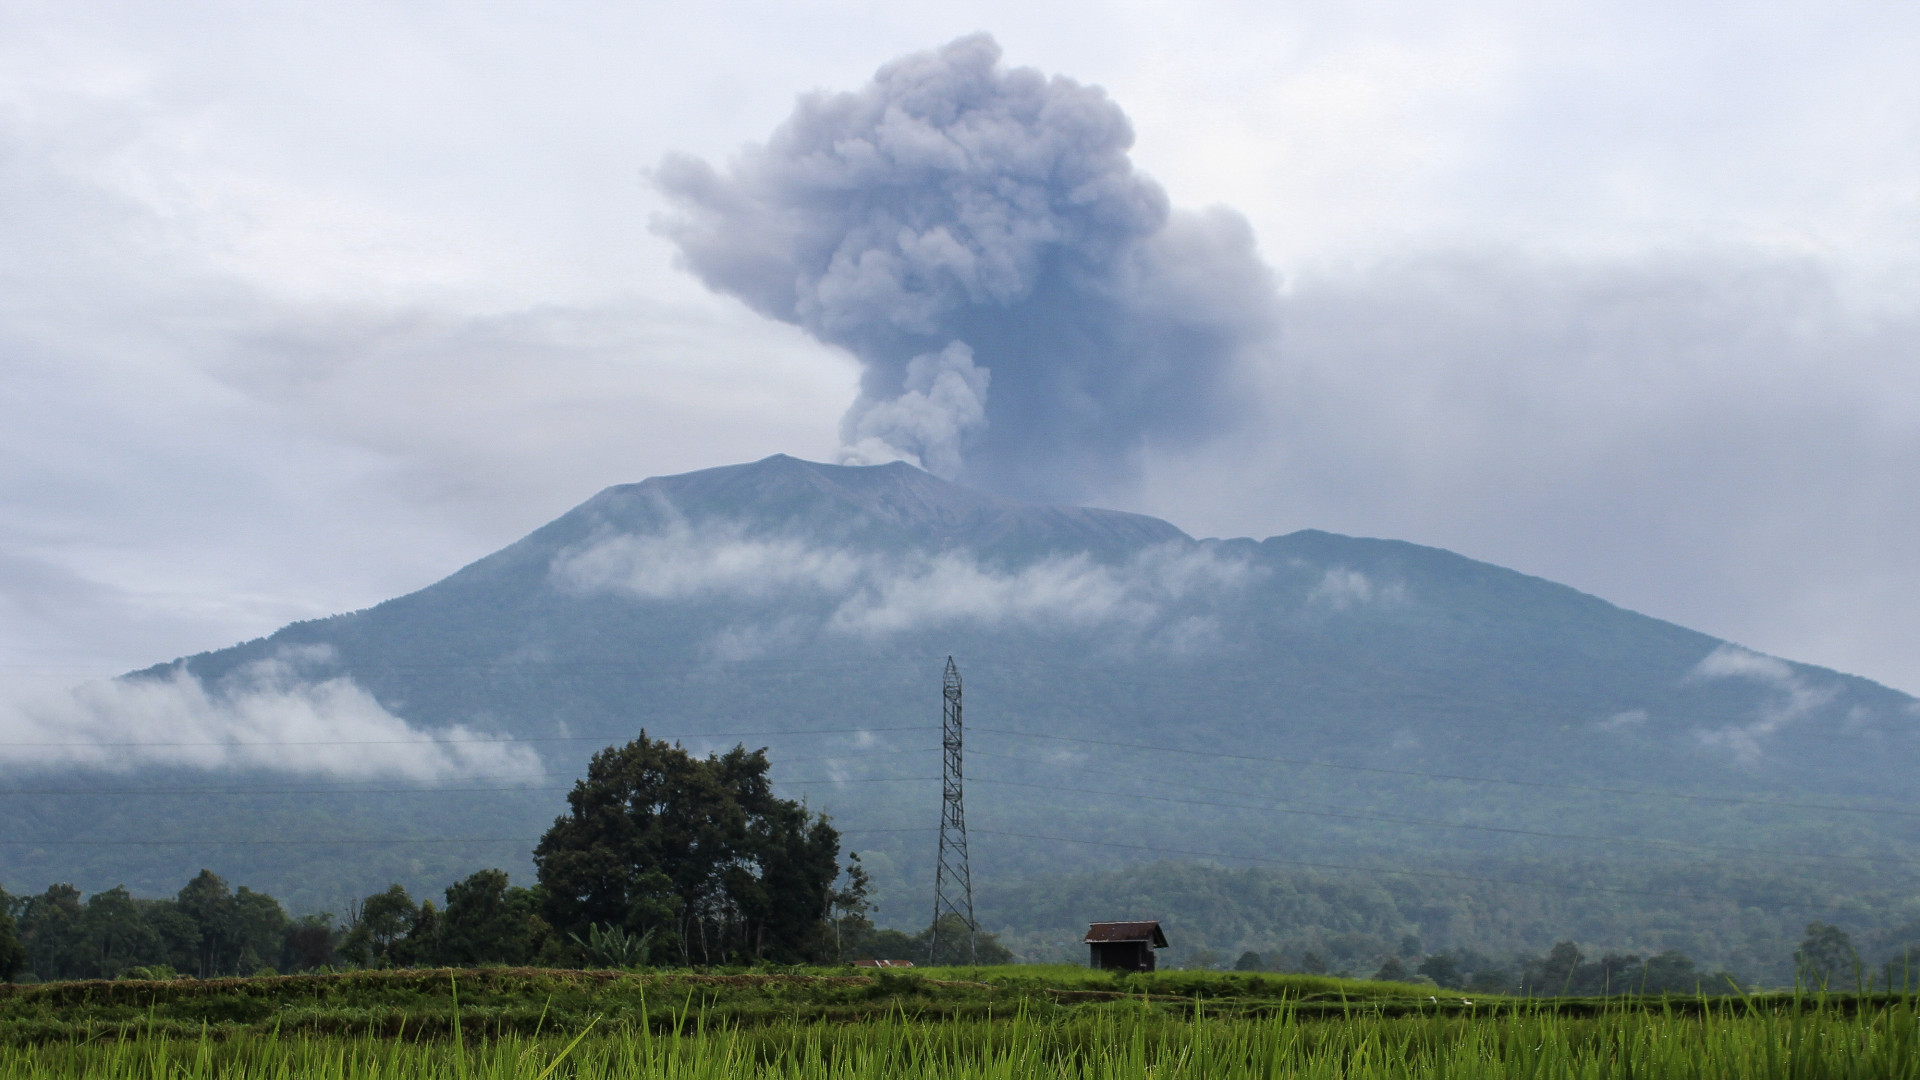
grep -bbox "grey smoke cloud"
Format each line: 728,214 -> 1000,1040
654,34 -> 1278,500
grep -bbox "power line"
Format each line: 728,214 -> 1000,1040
0,725 -> 934,749
970,829 -> 1865,915
0,837 -> 537,847
972,727 -> 1920,819
0,750 -> 942,796
0,775 -> 936,797
968,775 -> 1920,871
0,826 -> 936,847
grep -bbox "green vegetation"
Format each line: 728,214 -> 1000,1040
0,735 -> 1027,983
24,455 -> 1918,949
0,969 -> 1916,1079
0,891 -> 20,983
980,860 -> 1920,986
534,734 -> 844,966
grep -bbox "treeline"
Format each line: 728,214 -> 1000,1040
1205,923 -> 1920,994
7,871 -> 1906,991
1218,937 -> 1735,994
0,868 -> 568,982
1,871 -> 307,981
1340,921 -> 1919,994
1347,943 -> 1725,995
0,734 -> 1019,984
982,860 -> 1920,986
0,869 -> 1015,983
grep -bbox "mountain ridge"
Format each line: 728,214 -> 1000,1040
13,454 -> 1916,972
160,454 -> 1901,701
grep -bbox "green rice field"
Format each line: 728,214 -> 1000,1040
3,968 -> 1914,1079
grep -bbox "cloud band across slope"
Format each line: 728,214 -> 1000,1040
550,519 -> 1262,654
0,646 -> 542,780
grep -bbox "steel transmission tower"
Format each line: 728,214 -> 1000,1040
929,656 -> 977,964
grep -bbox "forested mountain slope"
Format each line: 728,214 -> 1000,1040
5,455 -> 1916,977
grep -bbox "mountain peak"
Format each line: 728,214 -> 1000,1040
569,455 -> 1189,558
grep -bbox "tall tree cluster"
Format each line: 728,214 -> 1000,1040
534,734 -> 845,965
0,736 -> 868,982
1,871 -> 290,981
335,870 -> 553,969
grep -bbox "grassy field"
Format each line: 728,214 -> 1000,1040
3,967 -> 1915,1078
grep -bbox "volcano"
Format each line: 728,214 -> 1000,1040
7,455 -> 1916,939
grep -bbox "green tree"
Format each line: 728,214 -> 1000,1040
824,853 -> 874,963
230,888 -> 288,974
1464,966 -> 1514,994
1636,950 -> 1705,994
388,901 -> 441,968
341,885 -> 417,968
164,872 -> 287,977
1883,945 -> 1920,991
175,870 -> 235,977
438,870 -> 547,966
280,913 -> 338,972
1534,942 -> 1584,994
1233,950 -> 1264,972
535,733 -> 843,965
1418,953 -> 1463,989
77,887 -> 164,979
139,900 -> 204,974
0,886 -> 24,982
1795,922 -> 1859,989
1373,955 -> 1409,982
847,914 -> 1014,965
854,927 -> 920,962
18,884 -> 86,981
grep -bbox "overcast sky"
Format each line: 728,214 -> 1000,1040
4,0 -> 1919,696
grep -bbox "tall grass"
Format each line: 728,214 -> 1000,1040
3,995 -> 1915,1080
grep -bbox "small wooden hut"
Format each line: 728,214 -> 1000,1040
1084,921 -> 1169,972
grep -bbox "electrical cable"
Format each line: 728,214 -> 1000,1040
0,826 -> 935,847
968,828 -> 1866,915
0,724 -> 934,749
0,749 -> 941,796
967,774 -> 1920,870
971,726 -> 1920,819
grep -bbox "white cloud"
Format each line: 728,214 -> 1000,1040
551,517 -> 865,600
827,544 -> 1260,636
553,525 -> 1261,642
1692,644 -> 1797,685
1688,644 -> 1838,762
1306,567 -> 1406,610
1598,708 -> 1649,730
0,646 -> 543,781
826,552 -> 1143,634
704,617 -> 813,663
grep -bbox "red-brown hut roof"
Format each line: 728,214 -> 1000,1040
1083,921 -> 1168,947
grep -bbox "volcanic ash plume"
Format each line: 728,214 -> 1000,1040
654,34 -> 1278,500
